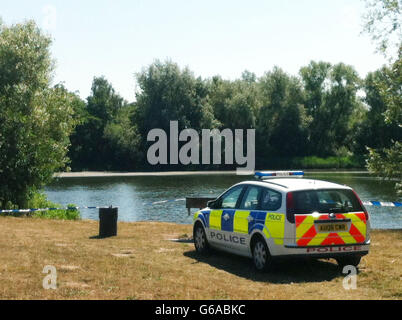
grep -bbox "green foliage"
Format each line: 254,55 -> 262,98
27,192 -> 80,220
87,76 -> 125,122
380,49 -> 402,125
293,156 -> 363,169
362,0 -> 401,58
131,60 -> 217,168
362,0 -> 401,193
0,20 -> 78,208
354,68 -> 401,154
208,75 -> 259,129
134,60 -> 215,134
364,52 -> 401,194
256,67 -> 310,160
68,76 -> 131,170
300,61 -> 362,157
103,104 -> 142,170
68,60 -> 377,171
367,141 -> 402,195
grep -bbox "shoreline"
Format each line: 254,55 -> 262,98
54,170 -> 369,178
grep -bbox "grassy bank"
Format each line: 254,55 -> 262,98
292,156 -> 363,169
0,217 -> 400,300
0,192 -> 80,221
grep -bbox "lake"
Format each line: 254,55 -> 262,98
44,172 -> 402,229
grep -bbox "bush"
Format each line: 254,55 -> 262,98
27,192 -> 80,220
292,156 -> 364,169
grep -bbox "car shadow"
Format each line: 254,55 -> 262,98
184,249 -> 344,284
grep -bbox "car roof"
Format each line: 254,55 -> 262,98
238,178 -> 352,192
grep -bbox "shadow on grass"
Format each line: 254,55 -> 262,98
184,249 -> 343,284
89,235 -> 118,239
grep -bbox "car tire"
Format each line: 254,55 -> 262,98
193,223 -> 209,254
252,237 -> 272,272
336,255 -> 361,269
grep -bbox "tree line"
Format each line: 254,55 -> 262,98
67,59 -> 400,173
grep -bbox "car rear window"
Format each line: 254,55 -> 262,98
292,189 -> 363,214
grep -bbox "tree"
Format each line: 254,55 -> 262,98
207,75 -> 259,130
133,60 -> 216,168
367,141 -> 402,194
362,0 -> 402,193
354,69 -> 401,154
380,49 -> 402,125
68,76 -> 127,170
134,60 -> 214,134
362,0 -> 401,58
103,103 -> 142,170
365,53 -> 402,194
300,61 -> 362,157
256,67 -> 310,164
0,20 -> 78,208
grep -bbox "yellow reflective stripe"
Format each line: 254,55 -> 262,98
308,233 -> 327,245
234,210 -> 250,234
345,213 -> 366,236
209,210 -> 223,230
338,231 -> 357,244
265,213 -> 285,245
308,237 -> 322,246
296,216 -> 315,239
193,211 -> 200,221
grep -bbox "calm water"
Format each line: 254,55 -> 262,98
44,172 -> 402,229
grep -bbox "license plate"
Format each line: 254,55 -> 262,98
317,223 -> 348,232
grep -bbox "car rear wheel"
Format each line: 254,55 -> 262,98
194,224 -> 209,254
336,255 -> 362,269
252,237 -> 272,271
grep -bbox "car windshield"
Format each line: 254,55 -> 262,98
292,189 -> 363,214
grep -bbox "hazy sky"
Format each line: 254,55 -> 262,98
1,0 -> 387,102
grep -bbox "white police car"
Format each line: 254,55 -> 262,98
193,171 -> 370,271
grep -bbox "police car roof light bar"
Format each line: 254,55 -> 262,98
255,171 -> 304,180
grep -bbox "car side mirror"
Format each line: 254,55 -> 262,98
207,199 -> 218,209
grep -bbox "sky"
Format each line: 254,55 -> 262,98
1,0 -> 388,102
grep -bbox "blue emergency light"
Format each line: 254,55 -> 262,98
255,171 -> 304,179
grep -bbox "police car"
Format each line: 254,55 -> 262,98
193,171 -> 370,271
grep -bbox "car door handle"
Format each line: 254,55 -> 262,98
223,213 -> 230,221
247,215 -> 254,222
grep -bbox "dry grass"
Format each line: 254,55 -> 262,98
0,217 -> 400,300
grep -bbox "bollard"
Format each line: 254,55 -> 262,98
99,206 -> 118,238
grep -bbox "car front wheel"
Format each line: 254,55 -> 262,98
193,224 -> 209,254
252,237 -> 272,271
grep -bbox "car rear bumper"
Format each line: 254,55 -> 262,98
284,239 -> 370,249
276,240 -> 370,258
275,251 -> 369,260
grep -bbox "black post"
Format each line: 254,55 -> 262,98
99,206 -> 118,238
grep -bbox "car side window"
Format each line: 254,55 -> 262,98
239,186 -> 261,210
260,188 -> 282,211
219,186 -> 244,209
